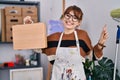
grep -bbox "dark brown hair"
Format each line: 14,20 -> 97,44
62,5 -> 83,21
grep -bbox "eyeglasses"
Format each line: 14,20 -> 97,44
64,13 -> 80,22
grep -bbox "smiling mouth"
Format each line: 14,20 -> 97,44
65,20 -> 74,26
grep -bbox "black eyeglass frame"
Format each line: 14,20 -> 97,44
64,13 -> 80,22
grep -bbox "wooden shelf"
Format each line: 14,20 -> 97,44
0,1 -> 41,70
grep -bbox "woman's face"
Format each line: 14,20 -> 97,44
62,11 -> 81,30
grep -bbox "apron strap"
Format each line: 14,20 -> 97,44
74,31 -> 80,53
57,31 -> 80,50
57,32 -> 63,48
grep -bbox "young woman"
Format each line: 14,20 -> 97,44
24,5 -> 108,80
43,5 -> 108,80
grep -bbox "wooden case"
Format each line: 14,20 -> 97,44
6,32 -> 13,42
6,16 -> 23,25
5,6 -> 22,16
22,6 -> 37,16
12,23 -> 47,50
1,9 -> 6,42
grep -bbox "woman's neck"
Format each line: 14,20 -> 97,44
64,28 -> 75,34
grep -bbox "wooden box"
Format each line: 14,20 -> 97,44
6,32 -> 13,42
5,6 -> 22,16
1,9 -> 6,42
6,24 -> 13,33
6,16 -> 23,25
22,6 -> 37,16
5,24 -> 14,42
12,23 -> 47,50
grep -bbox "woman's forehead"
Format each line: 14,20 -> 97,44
69,11 -> 74,15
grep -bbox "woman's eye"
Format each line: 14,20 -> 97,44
66,14 -> 71,18
73,17 -> 77,19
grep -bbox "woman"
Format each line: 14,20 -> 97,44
24,5 -> 108,80
43,5 -> 108,80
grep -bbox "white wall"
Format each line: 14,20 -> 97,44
26,0 -> 63,23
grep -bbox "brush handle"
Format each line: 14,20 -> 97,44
116,25 -> 120,44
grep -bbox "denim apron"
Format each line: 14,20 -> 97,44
51,31 -> 86,80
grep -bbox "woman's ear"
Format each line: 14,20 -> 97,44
77,20 -> 82,27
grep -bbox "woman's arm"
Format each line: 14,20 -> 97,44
93,25 -> 109,59
86,25 -> 108,60
97,25 -> 108,49
46,62 -> 52,80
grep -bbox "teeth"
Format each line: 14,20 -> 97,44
67,22 -> 71,25
66,21 -> 72,25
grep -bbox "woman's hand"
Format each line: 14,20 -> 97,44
33,48 -> 42,53
98,24 -> 109,49
23,16 -> 33,24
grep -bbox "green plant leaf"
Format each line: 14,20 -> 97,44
87,57 -> 120,80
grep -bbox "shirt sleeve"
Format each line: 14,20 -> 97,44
83,31 -> 103,60
93,44 -> 103,60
